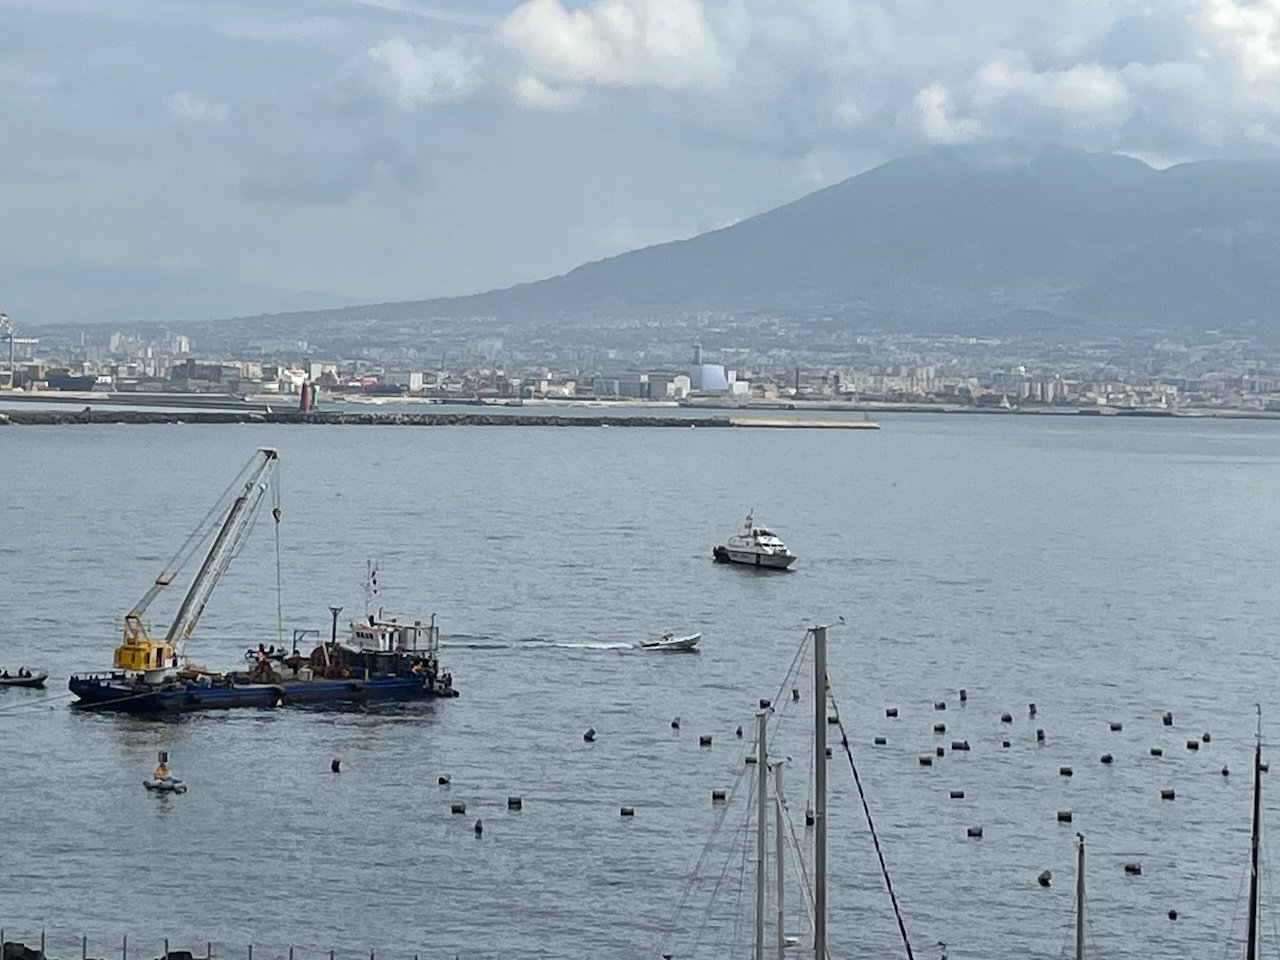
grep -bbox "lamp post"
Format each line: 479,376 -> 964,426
329,606 -> 343,645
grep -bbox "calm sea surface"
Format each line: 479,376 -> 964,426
2,415 -> 1279,960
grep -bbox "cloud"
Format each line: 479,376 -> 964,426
499,0 -> 731,93
164,91 -> 228,124
367,36 -> 482,108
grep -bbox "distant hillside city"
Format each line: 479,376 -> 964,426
9,145 -> 1280,413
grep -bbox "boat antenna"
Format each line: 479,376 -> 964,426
1247,704 -> 1262,960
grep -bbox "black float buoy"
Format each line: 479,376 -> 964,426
1150,747 -> 1163,757
792,688 -> 800,701
584,728 -> 596,743
1029,703 -> 1037,717
711,790 -> 726,803
1168,909 -> 1178,921
935,746 -> 945,757
331,758 -> 341,774
1002,740 -> 1011,748
919,755 -> 933,767
950,789 -> 964,799
671,717 -> 680,730
1036,729 -> 1045,743
620,806 -> 635,817
826,747 -> 833,758
1000,712 -> 1013,723
967,825 -> 983,838
1222,766 -> 1230,777
735,725 -> 743,738
828,715 -> 840,725
1101,753 -> 1113,765
1057,811 -> 1072,823
438,775 -> 451,785
759,699 -> 771,710
805,807 -> 815,826
886,707 -> 899,718
745,754 -> 758,765
1124,863 -> 1142,876
1186,739 -> 1199,751
934,723 -> 946,734
1059,766 -> 1073,777
699,735 -> 713,747
959,688 -> 967,702
1163,712 -> 1173,726
1110,721 -> 1123,732
474,819 -> 483,836
1161,788 -> 1176,800
1202,732 -> 1211,743
874,736 -> 887,746
451,802 -> 466,815
1037,870 -> 1051,887
935,701 -> 946,711
507,796 -> 523,810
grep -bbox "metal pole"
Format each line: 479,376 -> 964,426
813,625 -> 827,960
775,760 -> 786,960
330,606 -> 343,645
41,930 -> 45,958
755,710 -> 768,960
82,936 -> 87,960
123,934 -> 127,960
1075,834 -> 1085,960
1248,706 -> 1263,960
165,938 -> 170,959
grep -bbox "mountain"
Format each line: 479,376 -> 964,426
140,145 -> 1280,333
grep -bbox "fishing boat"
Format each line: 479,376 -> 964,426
0,671 -> 47,689
68,449 -> 459,714
638,632 -> 701,652
713,511 -> 797,569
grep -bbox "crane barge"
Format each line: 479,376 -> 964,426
69,448 -> 458,713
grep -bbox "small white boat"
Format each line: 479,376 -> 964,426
639,633 -> 701,652
712,511 -> 796,569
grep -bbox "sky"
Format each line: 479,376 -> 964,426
5,0 -> 1280,323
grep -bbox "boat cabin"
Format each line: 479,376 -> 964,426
348,615 -> 439,655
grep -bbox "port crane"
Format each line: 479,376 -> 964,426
115,448 -> 282,681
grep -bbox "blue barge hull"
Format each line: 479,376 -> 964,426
69,671 -> 459,713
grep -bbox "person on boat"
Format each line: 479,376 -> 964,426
1,670 -> 8,679
410,661 -> 422,675
153,758 -> 172,781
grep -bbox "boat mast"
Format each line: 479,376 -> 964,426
813,624 -> 828,960
1075,833 -> 1085,960
163,449 -> 278,651
756,709 -> 769,960
776,759 -> 786,960
1248,705 -> 1262,960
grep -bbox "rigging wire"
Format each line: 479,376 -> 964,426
693,788 -> 757,952
656,749 -> 756,956
828,683 -> 917,960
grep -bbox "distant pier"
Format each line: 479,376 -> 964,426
0,409 -> 880,429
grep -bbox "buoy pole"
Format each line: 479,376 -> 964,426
813,625 -> 827,960
755,709 -> 768,960
1075,833 -> 1085,960
775,759 -> 786,960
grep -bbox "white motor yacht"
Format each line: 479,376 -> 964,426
712,512 -> 797,569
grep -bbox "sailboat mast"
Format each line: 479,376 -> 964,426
756,710 -> 769,960
813,624 -> 828,960
1248,706 -> 1262,960
776,760 -> 786,960
1075,833 -> 1085,960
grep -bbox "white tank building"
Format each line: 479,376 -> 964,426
689,343 -> 733,392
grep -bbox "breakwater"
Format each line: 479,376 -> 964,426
0,410 -> 879,429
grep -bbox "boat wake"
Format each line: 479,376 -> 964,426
440,634 -> 635,652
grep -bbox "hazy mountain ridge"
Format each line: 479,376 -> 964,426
219,144 -> 1280,334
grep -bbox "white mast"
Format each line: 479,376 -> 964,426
776,760 -> 787,960
756,709 -> 769,960
813,624 -> 828,960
